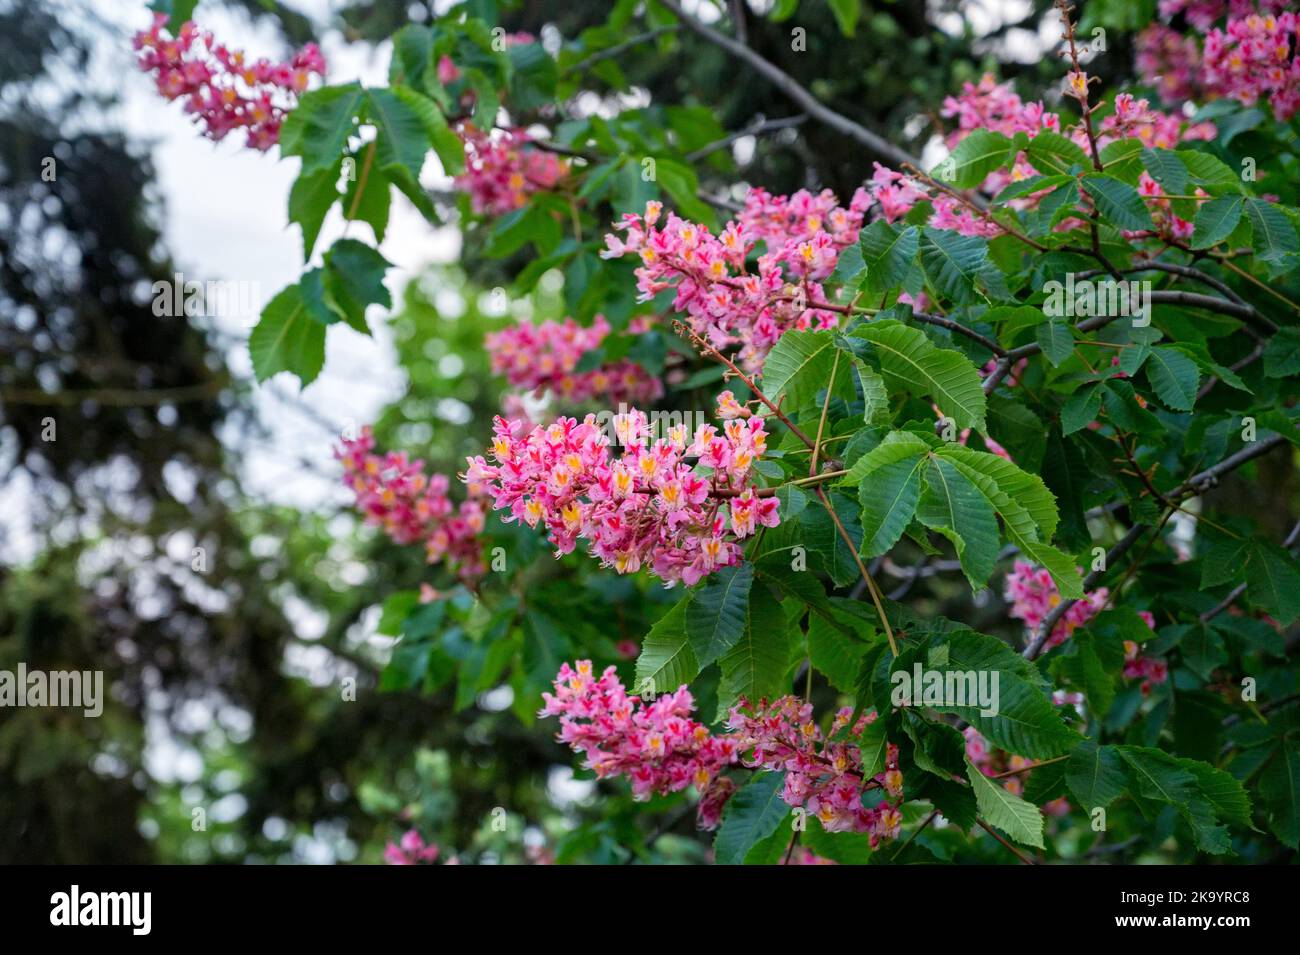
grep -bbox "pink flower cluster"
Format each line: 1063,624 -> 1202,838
727,700 -> 904,845
868,74 -> 1213,239
384,830 -> 443,865
1159,0 -> 1292,33
539,661 -> 741,828
454,125 -> 568,216
133,15 -> 325,151
602,189 -> 868,373
1003,560 -> 1168,693
336,427 -> 486,581
1137,24 -> 1205,104
462,394 -> 779,586
539,661 -> 906,846
1203,12 -> 1300,121
485,315 -> 663,405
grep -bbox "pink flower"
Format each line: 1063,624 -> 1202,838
134,15 -> 325,150
485,315 -> 662,405
603,187 -> 865,374
454,125 -> 567,215
337,427 -> 486,581
463,398 -> 778,586
384,830 -> 440,865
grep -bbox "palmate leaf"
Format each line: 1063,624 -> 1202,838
966,759 -> 1045,849
685,562 -> 752,669
368,85 -> 464,178
1246,197 -> 1300,267
1025,130 -> 1089,176
1190,195 -> 1243,250
934,129 -> 1013,189
1117,746 -> 1238,854
717,585 -> 792,719
935,446 -> 1081,599
633,598 -> 698,698
840,431 -> 930,556
288,159 -> 343,260
249,283 -> 326,386
714,771 -> 789,865
761,329 -> 852,412
855,221 -> 920,300
916,456 -> 1000,589
279,83 -> 366,175
1081,174 -> 1154,231
806,610 -> 870,694
1145,344 -> 1200,411
1065,739 -> 1127,809
880,628 -> 1076,758
850,320 -> 987,430
918,228 -> 1010,306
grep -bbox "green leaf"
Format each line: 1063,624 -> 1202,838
807,612 -> 869,694
1036,320 -> 1074,367
1145,345 -> 1200,411
1259,741 -> 1300,848
852,319 -> 987,430
1082,174 -> 1153,231
368,86 -> 456,180
1025,131 -> 1089,177
1190,195 -> 1243,250
935,129 -> 1013,189
324,238 -> 392,332
919,228 -> 1009,306
1061,384 -> 1102,436
714,772 -> 790,865
856,222 -> 919,300
1140,147 -> 1188,194
842,431 -> 929,555
279,83 -> 365,175
1244,539 -> 1300,625
288,161 -> 342,260
1117,746 -> 1232,854
1264,327 -> 1300,378
857,718 -> 889,778
248,283 -> 326,386
686,562 -> 753,669
760,330 -> 848,412
1065,740 -> 1127,809
634,598 -> 698,697
1177,150 -> 1239,193
967,759 -> 1045,849
917,456 -> 1000,589
342,142 -> 391,242
717,585 -> 791,719
826,0 -> 860,36
1246,198 -> 1300,264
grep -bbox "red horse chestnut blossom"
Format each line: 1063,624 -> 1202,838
463,394 -> 779,586
727,699 -> 904,844
133,15 -> 326,151
485,315 -> 663,405
1203,11 -> 1300,121
539,661 -> 741,828
454,125 -> 568,216
1004,560 -> 1167,693
337,427 -> 486,582
602,188 -> 869,373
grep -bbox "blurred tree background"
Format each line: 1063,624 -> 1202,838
1,0 -> 1175,862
